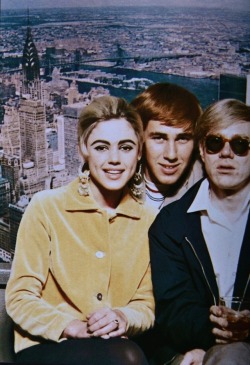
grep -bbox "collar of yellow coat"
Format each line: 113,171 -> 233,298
63,178 -> 144,219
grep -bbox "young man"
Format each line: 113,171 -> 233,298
131,83 -> 203,209
149,99 -> 250,365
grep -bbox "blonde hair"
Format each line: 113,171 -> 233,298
78,96 -> 143,153
195,99 -> 250,144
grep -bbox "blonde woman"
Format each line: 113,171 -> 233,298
6,96 -> 156,365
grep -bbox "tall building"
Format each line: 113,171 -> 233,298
19,99 -> 47,176
0,156 -> 20,204
8,196 -> 29,258
21,25 -> 42,100
17,22 -> 48,198
219,74 -> 247,102
0,23 -> 49,257
0,105 -> 21,202
1,105 -> 20,158
0,177 -> 11,261
56,115 -> 65,167
0,178 -> 11,216
0,220 -> 11,262
65,80 -> 80,105
63,102 -> 86,177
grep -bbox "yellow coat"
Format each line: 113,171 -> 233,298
6,178 -> 156,353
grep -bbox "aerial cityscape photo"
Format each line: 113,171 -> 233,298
0,0 -> 250,262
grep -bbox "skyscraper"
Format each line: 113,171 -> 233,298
0,178 -> 11,217
63,102 -> 86,176
19,99 -> 47,184
0,23 -> 48,260
0,177 -> 11,259
18,23 -> 48,198
1,105 -> 21,202
21,25 -> 42,100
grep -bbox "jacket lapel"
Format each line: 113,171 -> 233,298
233,212 -> 250,298
185,211 -> 220,303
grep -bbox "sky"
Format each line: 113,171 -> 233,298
1,0 -> 250,11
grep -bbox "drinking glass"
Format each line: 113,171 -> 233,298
219,296 -> 250,341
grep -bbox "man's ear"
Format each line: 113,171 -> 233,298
199,142 -> 205,163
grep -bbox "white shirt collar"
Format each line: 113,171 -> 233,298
188,179 -> 210,213
188,178 -> 250,228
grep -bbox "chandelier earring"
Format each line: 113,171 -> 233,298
130,162 -> 144,200
78,163 -> 90,196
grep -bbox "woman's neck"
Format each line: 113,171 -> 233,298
89,180 -> 123,210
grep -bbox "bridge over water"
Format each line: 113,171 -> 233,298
2,52 -> 201,75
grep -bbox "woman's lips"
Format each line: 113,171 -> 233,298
104,169 -> 124,178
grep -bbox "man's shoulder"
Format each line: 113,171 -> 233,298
149,179 -> 203,238
162,178 -> 204,215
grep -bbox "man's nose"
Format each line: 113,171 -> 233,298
220,141 -> 234,158
163,141 -> 178,161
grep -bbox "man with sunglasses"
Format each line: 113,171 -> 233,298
149,99 -> 250,365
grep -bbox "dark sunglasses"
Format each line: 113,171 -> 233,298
205,135 -> 250,156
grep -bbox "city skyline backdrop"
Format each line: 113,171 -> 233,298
2,0 -> 250,10
0,0 -> 249,264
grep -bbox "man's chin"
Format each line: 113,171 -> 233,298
156,174 -> 181,186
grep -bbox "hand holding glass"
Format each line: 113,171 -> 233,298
219,297 -> 250,341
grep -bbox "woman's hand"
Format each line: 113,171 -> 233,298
180,349 -> 205,365
86,307 -> 128,339
61,319 -> 92,339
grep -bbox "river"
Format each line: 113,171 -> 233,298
75,65 -> 219,109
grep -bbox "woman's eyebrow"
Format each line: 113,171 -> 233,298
90,139 -> 110,146
118,139 -> 136,145
90,139 -> 136,146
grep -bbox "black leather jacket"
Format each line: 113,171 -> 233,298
149,179 -> 250,365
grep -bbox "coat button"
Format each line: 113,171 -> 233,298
95,251 -> 105,259
97,293 -> 103,301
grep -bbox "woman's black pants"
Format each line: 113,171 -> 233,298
16,337 -> 149,365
